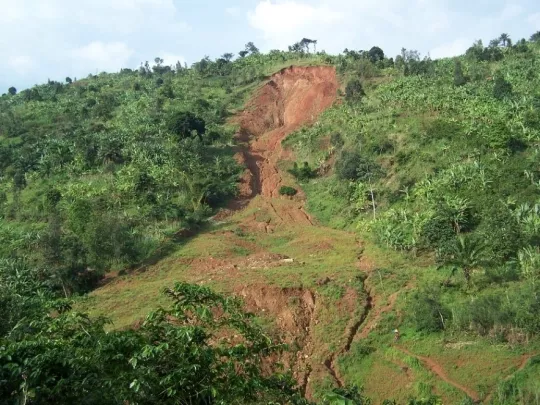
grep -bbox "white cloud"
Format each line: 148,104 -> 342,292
0,2 -> 25,22
0,0 -> 190,89
248,1 -> 343,49
499,3 -> 523,21
246,0 -> 455,54
72,42 -> 134,72
430,38 -> 471,59
529,12 -> 540,29
160,53 -> 186,67
2,0 -> 540,90
8,55 -> 34,74
226,7 -> 241,17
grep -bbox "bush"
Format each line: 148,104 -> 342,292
452,293 -> 512,336
493,73 -> 513,100
345,79 -> 366,103
279,186 -> 297,196
335,150 -> 382,182
288,162 -> 315,181
424,119 -> 462,142
167,111 -> 206,140
330,132 -> 344,149
420,215 -> 456,258
408,288 -> 450,332
477,202 -> 522,262
453,60 -> 467,86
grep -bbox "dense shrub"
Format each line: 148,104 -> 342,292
493,73 -> 513,100
288,162 -> 316,181
279,186 -> 298,196
453,60 -> 468,86
408,288 -> 450,332
330,132 -> 345,149
477,202 -> 523,262
167,111 -> 206,139
335,150 -> 382,182
345,79 -> 366,103
420,215 -> 456,257
424,119 -> 462,142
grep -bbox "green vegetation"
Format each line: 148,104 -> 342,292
279,185 -> 298,196
284,33 -> 540,403
0,276 -> 306,404
2,32 -> 540,404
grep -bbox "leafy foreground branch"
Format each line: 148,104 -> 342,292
0,277 -> 425,405
0,282 -> 306,405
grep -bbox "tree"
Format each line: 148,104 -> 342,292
0,283 -> 307,404
12,170 -> 26,191
466,40 -> 485,60
167,111 -> 206,140
300,38 -> 317,53
368,46 -> 385,63
445,236 -> 487,286
288,162 -> 316,181
453,60 -> 467,87
531,31 -> 540,42
153,57 -> 171,74
345,79 -> 366,103
245,41 -> 259,55
289,42 -> 304,53
65,77 -> 72,84
499,33 -> 511,47
193,56 -> 211,75
489,38 -> 501,48
8,87 -> 16,95
221,52 -> 234,62
238,50 -> 249,58
493,72 -> 512,100
174,61 -> 183,73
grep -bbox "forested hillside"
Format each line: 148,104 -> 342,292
1,33 -> 540,404
288,35 -> 540,335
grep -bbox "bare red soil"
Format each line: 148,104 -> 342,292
233,66 -> 338,226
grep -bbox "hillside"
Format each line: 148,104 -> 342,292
1,36 -> 540,404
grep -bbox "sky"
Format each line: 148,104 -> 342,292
1,0 -> 540,91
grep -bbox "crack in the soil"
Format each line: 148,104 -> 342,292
299,208 -> 314,226
324,359 -> 344,388
323,275 -> 374,388
268,201 -> 285,222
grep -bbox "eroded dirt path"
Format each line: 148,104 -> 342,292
396,347 -> 480,401
227,66 -> 374,393
228,67 -> 487,402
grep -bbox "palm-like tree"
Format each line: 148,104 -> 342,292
499,33 -> 511,47
446,236 -> 487,286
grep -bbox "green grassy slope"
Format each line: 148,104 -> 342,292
284,41 -> 540,404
